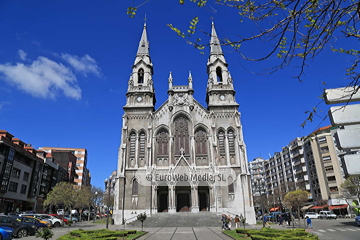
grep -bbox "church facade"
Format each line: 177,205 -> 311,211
113,23 -> 256,225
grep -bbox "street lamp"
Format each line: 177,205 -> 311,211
93,191 -> 98,223
255,179 -> 266,227
105,175 -> 113,229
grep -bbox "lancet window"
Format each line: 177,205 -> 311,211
195,128 -> 207,155
138,68 -> 144,84
174,116 -> 190,155
156,129 -> 169,156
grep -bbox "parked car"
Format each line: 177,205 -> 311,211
18,215 -> 52,228
0,215 -> 36,238
33,214 -> 63,227
48,214 -> 68,225
64,215 -> 79,223
355,214 -> 360,226
13,216 -> 48,231
0,226 -> 14,240
319,211 -> 337,219
304,212 -> 320,219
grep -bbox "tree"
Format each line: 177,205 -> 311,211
283,189 -> 309,227
35,227 -> 54,240
43,182 -> 78,226
76,186 -> 92,221
128,0 -> 360,126
340,176 -> 360,215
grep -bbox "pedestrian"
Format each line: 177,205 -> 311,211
234,215 -> 240,229
220,214 -> 226,230
287,213 -> 291,226
306,216 -> 312,229
263,214 -> 271,228
227,214 -> 232,230
278,214 -> 284,226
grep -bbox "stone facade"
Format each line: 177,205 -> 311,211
113,23 -> 256,225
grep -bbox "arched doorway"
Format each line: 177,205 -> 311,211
198,181 -> 210,211
157,182 -> 168,212
176,181 -> 191,212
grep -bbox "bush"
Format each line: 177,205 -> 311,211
58,229 -> 139,240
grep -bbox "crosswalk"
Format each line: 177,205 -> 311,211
313,227 -> 360,235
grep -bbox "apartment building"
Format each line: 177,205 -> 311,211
251,126 -> 348,213
304,126 -> 345,206
39,147 -> 90,189
0,131 -> 70,213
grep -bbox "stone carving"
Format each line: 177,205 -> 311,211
173,93 -> 189,106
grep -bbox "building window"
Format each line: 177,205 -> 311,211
129,131 -> 136,158
228,130 -> 235,156
216,67 -> 223,82
327,176 -> 336,182
138,68 -> 144,84
20,184 -> 27,194
11,168 -> 21,179
325,166 -> 334,172
174,115 -> 190,155
9,181 -> 18,192
139,131 -> 146,158
195,128 -> 207,155
132,179 -> 138,196
323,156 -> 331,161
156,129 -> 169,156
218,130 -> 226,157
318,137 -> 326,143
228,177 -> 234,194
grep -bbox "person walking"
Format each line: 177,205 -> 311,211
263,214 -> 271,228
306,216 -> 312,229
234,215 -> 240,229
220,214 -> 227,230
287,213 -> 291,226
227,214 -> 232,230
278,214 -> 284,226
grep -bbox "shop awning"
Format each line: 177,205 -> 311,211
329,204 -> 348,210
311,205 -> 328,210
269,207 -> 280,212
301,204 -> 314,210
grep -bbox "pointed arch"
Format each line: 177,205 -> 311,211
217,129 -> 226,157
228,176 -> 234,194
138,130 -> 146,159
129,131 -> 137,158
173,115 -> 190,155
132,178 -> 139,196
227,128 -> 235,157
156,128 -> 169,156
195,127 -> 207,155
216,67 -> 223,83
138,68 -> 144,84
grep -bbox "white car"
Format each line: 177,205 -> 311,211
319,211 -> 337,219
33,214 -> 63,227
304,212 -> 319,219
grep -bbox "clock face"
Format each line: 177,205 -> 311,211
136,96 -> 143,102
219,95 -> 226,101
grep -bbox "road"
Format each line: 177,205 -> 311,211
307,218 -> 360,240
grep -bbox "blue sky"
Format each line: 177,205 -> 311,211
0,0 -> 355,190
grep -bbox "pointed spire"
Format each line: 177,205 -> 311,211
188,71 -> 193,88
137,23 -> 149,56
210,22 -> 223,55
168,71 -> 173,89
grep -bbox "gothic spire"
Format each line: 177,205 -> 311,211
210,22 -> 223,55
137,23 -> 150,56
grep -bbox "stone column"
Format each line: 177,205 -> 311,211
209,186 -> 215,212
169,136 -> 173,166
225,133 -> 230,166
168,185 -> 176,213
152,185 -> 158,212
190,135 -> 195,165
135,134 -> 139,168
191,186 -> 199,213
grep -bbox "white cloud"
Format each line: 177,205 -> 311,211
61,53 -> 101,77
18,49 -> 27,60
0,57 -> 82,100
0,101 -> 11,109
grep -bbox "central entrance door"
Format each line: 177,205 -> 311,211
176,186 -> 191,212
198,186 -> 210,211
157,185 -> 168,212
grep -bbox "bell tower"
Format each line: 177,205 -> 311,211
206,22 -> 238,110
124,23 -> 156,111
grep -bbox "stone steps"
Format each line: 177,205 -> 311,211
126,212 -> 223,227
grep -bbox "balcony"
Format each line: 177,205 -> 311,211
293,157 -> 305,166
305,184 -> 311,190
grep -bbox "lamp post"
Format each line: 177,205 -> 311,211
255,179 -> 266,227
105,176 -> 113,229
93,191 -> 98,223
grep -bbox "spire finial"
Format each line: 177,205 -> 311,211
210,22 -> 223,55
144,14 -> 147,26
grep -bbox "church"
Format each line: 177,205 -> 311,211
113,22 -> 256,225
